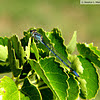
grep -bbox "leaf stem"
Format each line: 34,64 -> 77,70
39,86 -> 48,90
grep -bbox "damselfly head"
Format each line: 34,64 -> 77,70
30,29 -> 37,36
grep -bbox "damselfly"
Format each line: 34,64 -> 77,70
30,29 -> 79,77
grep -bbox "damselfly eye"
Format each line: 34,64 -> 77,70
30,30 -> 33,33
33,29 -> 37,31
30,29 -> 37,33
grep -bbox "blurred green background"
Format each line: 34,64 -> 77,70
0,0 -> 100,100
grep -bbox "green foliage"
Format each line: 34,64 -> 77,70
30,39 -> 39,61
46,28 -> 68,60
21,78 -> 42,100
78,56 -> 99,99
77,43 -> 100,67
0,37 -> 10,73
40,57 -> 68,100
0,76 -> 30,100
8,38 -> 22,77
67,31 -> 77,54
67,75 -> 79,100
0,45 -> 8,61
0,37 -> 8,61
0,28 -> 100,100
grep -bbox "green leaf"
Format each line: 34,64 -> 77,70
67,75 -> 79,100
78,78 -> 87,98
21,78 -> 42,100
46,28 -> 68,61
0,37 -> 8,46
31,38 -> 39,61
0,76 -> 19,100
78,56 -> 99,99
67,31 -> 77,54
77,43 -> 100,68
10,35 -> 26,65
29,58 -> 69,100
68,55 -> 83,75
0,45 -> 8,61
29,60 -> 53,94
21,31 -> 30,48
0,76 -> 30,100
8,39 -> 22,77
40,57 -> 68,100
88,43 -> 100,57
0,37 -> 8,61
36,28 -> 50,56
26,37 -> 31,59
